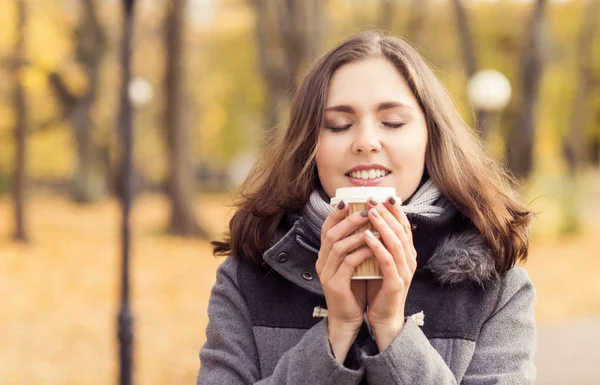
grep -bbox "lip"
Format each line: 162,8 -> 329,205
346,173 -> 390,187
345,163 -> 391,174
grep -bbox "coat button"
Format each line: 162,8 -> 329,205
411,224 -> 418,231
302,270 -> 314,281
276,252 -> 288,263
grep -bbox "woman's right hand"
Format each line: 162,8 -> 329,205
316,200 -> 374,363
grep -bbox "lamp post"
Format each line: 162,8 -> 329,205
467,69 -> 512,142
117,1 -> 135,385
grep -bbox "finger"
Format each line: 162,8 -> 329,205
378,198 -> 417,263
322,208 -> 370,254
383,196 -> 415,247
317,200 -> 349,274
363,229 -> 401,283
321,231 -> 377,280
321,200 -> 349,246
367,207 -> 408,274
376,205 -> 416,270
332,246 -> 375,285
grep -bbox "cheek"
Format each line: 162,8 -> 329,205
315,138 -> 337,170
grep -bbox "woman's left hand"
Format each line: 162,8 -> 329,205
363,196 -> 417,352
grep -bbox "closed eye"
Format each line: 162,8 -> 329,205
326,124 -> 352,133
383,122 -> 405,128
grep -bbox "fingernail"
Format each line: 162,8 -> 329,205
388,196 -> 396,205
368,198 -> 378,206
360,210 -> 369,217
370,209 -> 380,218
365,229 -> 375,239
337,200 -> 345,210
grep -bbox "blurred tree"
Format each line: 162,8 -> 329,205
452,0 -> 488,141
378,0 -> 429,46
164,0 -> 207,237
506,0 -> 548,180
12,0 -> 28,242
404,0 -> 428,46
48,0 -> 107,203
378,0 -> 395,32
562,0 -> 599,175
251,0 -> 324,145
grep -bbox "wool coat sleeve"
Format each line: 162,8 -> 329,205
197,256 -> 365,385
361,267 -> 537,384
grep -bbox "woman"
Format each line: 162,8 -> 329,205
197,31 -> 535,384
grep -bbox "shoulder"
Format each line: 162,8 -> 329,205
492,266 -> 536,314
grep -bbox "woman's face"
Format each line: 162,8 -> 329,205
315,57 -> 428,202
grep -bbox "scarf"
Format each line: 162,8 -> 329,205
299,179 -> 452,240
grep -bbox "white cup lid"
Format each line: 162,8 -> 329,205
330,187 -> 398,205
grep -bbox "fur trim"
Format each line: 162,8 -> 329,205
426,231 -> 498,287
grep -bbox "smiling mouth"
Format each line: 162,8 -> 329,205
345,169 -> 392,180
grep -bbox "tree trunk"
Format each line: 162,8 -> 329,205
452,0 -> 488,140
72,0 -> 107,202
379,0 -> 395,32
12,0 -> 28,242
591,130 -> 600,167
506,0 -> 548,180
251,0 -> 324,145
562,0 -> 599,175
404,0 -> 428,46
47,0 -> 107,203
164,0 -> 206,237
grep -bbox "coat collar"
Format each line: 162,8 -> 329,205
262,209 -> 497,296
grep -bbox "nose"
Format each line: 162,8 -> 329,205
351,124 -> 382,154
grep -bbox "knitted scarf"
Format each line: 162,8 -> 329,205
300,179 -> 452,239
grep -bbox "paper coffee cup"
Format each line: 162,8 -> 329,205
330,187 -> 398,280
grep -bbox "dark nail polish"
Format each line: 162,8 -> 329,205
337,200 -> 345,210
360,210 -> 369,217
389,196 -> 396,205
368,198 -> 378,206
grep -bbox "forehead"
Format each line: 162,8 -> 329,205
326,57 -> 419,110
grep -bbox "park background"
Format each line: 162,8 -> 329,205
1,0 -> 599,384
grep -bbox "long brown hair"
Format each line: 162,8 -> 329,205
212,31 -> 532,275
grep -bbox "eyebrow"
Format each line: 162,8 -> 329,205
324,102 -> 412,113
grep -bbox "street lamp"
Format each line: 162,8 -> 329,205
128,76 -> 154,108
118,1 -> 135,385
467,69 -> 512,141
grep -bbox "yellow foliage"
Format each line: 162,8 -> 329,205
28,124 -> 74,179
0,2 -> 17,49
21,65 -> 48,93
26,2 -> 72,71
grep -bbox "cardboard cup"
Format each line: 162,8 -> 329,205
330,186 -> 398,279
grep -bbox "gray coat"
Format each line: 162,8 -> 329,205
197,210 -> 536,384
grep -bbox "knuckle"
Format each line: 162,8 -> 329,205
324,231 -> 336,245
390,239 -> 403,254
379,253 -> 394,268
331,242 -> 344,256
315,260 -> 323,274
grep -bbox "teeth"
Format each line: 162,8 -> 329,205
349,169 -> 389,179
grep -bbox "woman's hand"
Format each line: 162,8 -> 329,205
316,201 -> 374,363
364,196 -> 417,352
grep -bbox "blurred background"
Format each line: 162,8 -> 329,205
0,0 -> 599,384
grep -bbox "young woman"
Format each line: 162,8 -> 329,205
197,31 -> 535,384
